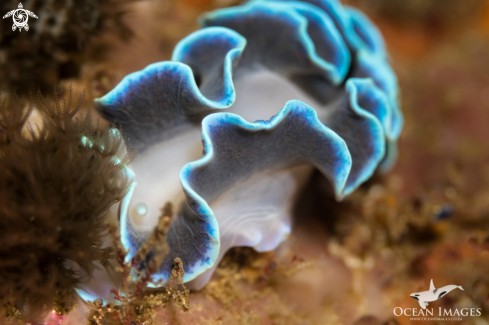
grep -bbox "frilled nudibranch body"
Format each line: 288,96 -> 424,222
95,0 -> 402,292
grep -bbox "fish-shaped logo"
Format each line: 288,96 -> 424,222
410,279 -> 464,309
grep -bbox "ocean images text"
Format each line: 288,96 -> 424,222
393,307 -> 482,317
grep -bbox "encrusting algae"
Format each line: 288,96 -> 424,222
87,203 -> 190,325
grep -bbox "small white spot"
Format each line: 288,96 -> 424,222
133,202 -> 148,217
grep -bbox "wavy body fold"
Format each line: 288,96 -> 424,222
95,0 -> 402,290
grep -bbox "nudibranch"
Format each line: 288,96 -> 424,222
94,0 -> 402,291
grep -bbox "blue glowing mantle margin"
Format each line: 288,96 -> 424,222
94,0 -> 402,288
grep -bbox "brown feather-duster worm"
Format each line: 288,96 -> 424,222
0,90 -> 132,322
